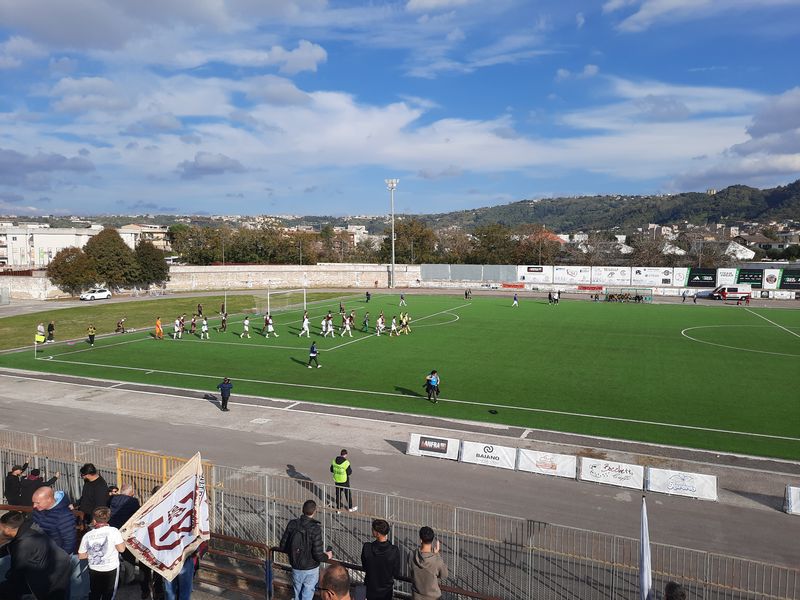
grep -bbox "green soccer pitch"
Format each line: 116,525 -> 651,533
2,292 -> 799,460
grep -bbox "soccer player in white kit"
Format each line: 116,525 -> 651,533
241,317 -> 251,338
342,315 -> 353,337
265,314 -> 278,338
299,315 -> 310,337
200,317 -> 209,339
389,316 -> 399,336
173,317 -> 182,339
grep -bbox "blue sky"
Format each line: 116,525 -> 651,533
0,0 -> 799,217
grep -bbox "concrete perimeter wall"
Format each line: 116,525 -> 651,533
0,263 -> 424,300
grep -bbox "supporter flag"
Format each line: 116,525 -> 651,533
639,496 -> 652,600
119,453 -> 210,581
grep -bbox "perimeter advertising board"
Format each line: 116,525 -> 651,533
673,267 -> 689,287
459,441 -> 516,470
780,269 -> 800,289
736,269 -> 764,288
518,265 -> 554,284
591,266 -> 631,286
687,268 -> 717,287
554,265 -> 591,285
579,458 -> 644,490
406,433 -> 461,461
716,268 -> 737,285
631,267 -> 673,287
517,449 -> 577,479
646,468 -> 717,501
786,486 -> 800,515
763,269 -> 781,290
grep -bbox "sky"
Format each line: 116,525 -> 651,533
1,0 -> 799,217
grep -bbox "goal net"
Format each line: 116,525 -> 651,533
254,288 -> 307,315
602,288 -> 653,303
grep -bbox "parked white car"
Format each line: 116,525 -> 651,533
80,288 -> 112,301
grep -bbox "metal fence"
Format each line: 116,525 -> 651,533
1,431 -> 797,600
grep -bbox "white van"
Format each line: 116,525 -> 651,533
710,284 -> 752,301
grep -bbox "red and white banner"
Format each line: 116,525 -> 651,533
120,453 -> 210,581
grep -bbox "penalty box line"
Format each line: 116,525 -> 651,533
37,354 -> 800,443
327,302 -> 472,352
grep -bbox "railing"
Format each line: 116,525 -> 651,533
1,431 -> 798,600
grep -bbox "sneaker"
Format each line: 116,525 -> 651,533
308,365 -> 312,368
348,506 -> 358,512
317,364 -> 322,368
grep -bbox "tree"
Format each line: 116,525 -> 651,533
435,229 -> 473,264
135,241 -> 170,288
629,235 -> 666,267
46,247 -> 98,296
380,219 -> 437,264
83,228 -> 141,288
514,224 -> 562,265
469,223 -> 515,264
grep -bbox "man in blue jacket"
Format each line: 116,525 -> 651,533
216,377 -> 233,412
32,486 -> 88,600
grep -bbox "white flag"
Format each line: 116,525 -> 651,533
640,496 -> 652,600
119,453 -> 210,581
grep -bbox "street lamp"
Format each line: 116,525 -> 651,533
385,178 -> 399,288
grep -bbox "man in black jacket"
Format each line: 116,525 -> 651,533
360,519 -> 401,600
279,500 -> 332,600
0,510 -> 71,600
4,463 -> 28,506
77,463 -> 108,525
18,468 -> 60,506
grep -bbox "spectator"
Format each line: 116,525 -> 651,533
4,463 -> 28,505
107,485 -> 119,498
0,510 -> 71,600
31,486 -> 87,600
19,468 -> 60,506
664,581 -> 687,600
360,519 -> 401,600
47,321 -> 56,343
109,483 -> 139,528
409,526 -> 448,600
140,485 -> 166,600
78,507 -> 126,600
164,542 -> 207,600
77,464 -> 108,525
279,500 -> 332,600
319,563 -> 351,600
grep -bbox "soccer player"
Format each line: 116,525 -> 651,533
179,313 -> 186,336
362,312 -> 370,333
299,314 -> 311,337
265,314 -> 278,338
389,316 -> 399,336
173,317 -> 181,340
220,312 -> 228,332
425,370 -> 440,403
321,316 -> 329,337
189,314 -> 197,335
115,317 -> 126,333
342,315 -> 353,337
87,324 -> 96,347
241,316 -> 251,338
512,293 -> 519,307
200,317 -> 209,339
308,341 -> 321,368
399,293 -> 407,306
155,317 -> 163,340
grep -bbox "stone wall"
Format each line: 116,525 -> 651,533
1,263 -> 424,300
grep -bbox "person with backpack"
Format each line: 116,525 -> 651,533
279,500 -> 332,600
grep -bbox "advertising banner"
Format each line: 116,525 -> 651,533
591,266 -> 631,286
763,269 -> 781,290
786,486 -> 800,515
579,458 -> 644,490
554,266 -> 591,285
736,269 -> 764,288
631,267 -> 673,287
460,441 -> 517,470
716,268 -> 737,285
517,449 -> 577,479
518,265 -> 554,284
673,268 -> 689,287
780,269 -> 800,289
407,433 -> 461,461
646,468 -> 717,501
687,268 -> 717,287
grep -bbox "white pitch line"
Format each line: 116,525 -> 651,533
328,302 -> 471,352
283,402 -> 300,410
680,325 -> 800,358
745,308 -> 800,340
36,355 -> 800,443
38,336 -> 151,359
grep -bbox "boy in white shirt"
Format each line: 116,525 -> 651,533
78,507 -> 126,600
240,317 -> 251,338
200,317 -> 209,339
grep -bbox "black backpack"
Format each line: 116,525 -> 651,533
287,520 -> 312,567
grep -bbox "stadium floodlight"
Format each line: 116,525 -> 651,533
385,178 -> 399,289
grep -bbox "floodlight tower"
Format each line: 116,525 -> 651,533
385,178 -> 399,288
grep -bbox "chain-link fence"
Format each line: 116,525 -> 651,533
1,431 -> 797,600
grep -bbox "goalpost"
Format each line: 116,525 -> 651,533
253,288 -> 307,315
602,287 -> 654,303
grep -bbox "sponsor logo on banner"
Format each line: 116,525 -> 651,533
407,433 -> 460,460
460,441 -> 516,470
517,449 -> 577,479
527,266 -> 544,273
737,269 -> 763,287
646,467 -> 717,501
580,458 -> 644,490
687,268 -> 717,287
554,265 -> 591,284
632,267 -> 673,287
780,269 -> 800,289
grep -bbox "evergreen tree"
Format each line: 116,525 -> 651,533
135,240 -> 170,287
83,228 -> 141,288
46,247 -> 98,296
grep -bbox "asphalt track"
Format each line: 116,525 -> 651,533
0,367 -> 798,570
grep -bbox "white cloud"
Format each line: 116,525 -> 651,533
406,0 -> 476,12
169,40 -> 326,73
246,75 -> 311,106
555,64 -> 600,82
576,12 -> 586,28
50,76 -> 132,113
177,152 -> 246,179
